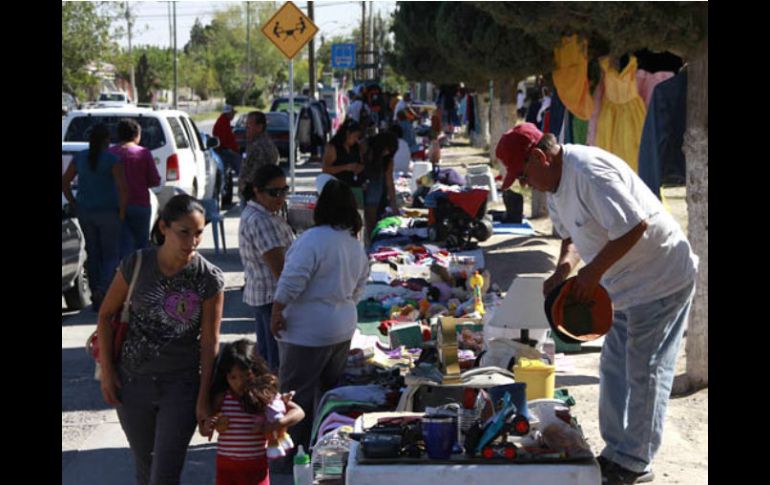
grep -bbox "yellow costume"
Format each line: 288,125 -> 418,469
552,35 -> 594,121
595,56 -> 647,173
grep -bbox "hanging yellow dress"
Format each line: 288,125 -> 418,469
552,35 -> 594,121
595,56 -> 647,173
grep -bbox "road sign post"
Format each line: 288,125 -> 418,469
261,1 -> 319,194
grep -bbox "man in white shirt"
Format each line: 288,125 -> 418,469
496,123 -> 698,485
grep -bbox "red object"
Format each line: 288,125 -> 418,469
514,418 -> 530,435
215,455 -> 269,485
166,154 -> 180,181
463,388 -> 478,409
411,149 -> 426,160
87,311 -> 128,362
482,447 -> 495,459
447,189 -> 489,218
503,447 -> 517,459
495,122 -> 544,190
213,113 -> 240,152
421,326 -> 432,341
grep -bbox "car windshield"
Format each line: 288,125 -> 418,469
99,93 -> 126,102
63,115 -> 167,150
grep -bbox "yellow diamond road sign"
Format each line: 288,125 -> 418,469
261,1 -> 318,60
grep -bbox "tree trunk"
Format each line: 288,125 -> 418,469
489,78 -> 518,166
683,38 -> 708,390
470,93 -> 490,149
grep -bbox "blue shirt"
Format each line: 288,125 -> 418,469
74,149 -> 120,211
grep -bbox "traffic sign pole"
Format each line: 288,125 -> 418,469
289,59 -> 295,194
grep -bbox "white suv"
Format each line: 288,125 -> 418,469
62,107 -> 217,210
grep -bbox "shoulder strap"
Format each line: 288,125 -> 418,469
120,251 -> 143,322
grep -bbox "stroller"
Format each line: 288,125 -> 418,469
427,188 -> 494,250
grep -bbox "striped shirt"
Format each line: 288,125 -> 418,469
217,391 -> 267,460
239,200 -> 296,307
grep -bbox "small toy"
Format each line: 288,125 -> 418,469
265,394 -> 295,459
465,392 -> 530,457
469,271 -> 485,315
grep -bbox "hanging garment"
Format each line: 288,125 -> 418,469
587,76 -> 604,146
552,35 -> 594,120
638,70 -> 688,199
572,116 -> 589,145
595,56 -> 647,172
548,90 -> 573,143
636,69 -> 675,109
467,94 -> 477,133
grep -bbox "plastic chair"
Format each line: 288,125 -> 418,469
200,198 -> 226,255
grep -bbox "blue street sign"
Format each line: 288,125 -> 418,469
331,43 -> 356,69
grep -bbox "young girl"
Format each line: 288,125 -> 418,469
203,339 -> 305,485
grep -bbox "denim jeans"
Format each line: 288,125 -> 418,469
599,281 -> 696,473
121,205 -> 152,258
78,208 -> 122,295
219,149 -> 241,175
116,372 -> 199,485
254,303 -> 280,371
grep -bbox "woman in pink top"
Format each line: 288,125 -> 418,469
109,119 -> 161,256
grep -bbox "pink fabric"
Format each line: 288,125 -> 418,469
587,77 -> 605,146
108,145 -> 161,207
636,70 -> 675,109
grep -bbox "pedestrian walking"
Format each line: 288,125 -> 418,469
96,193 -> 225,485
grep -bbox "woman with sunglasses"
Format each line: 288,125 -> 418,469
238,164 -> 296,371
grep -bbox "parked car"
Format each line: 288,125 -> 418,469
62,92 -> 79,117
270,96 -> 332,157
62,107 -> 215,210
97,91 -> 132,108
233,111 -> 299,162
62,206 -> 90,310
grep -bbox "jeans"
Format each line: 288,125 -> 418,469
78,208 -> 122,295
254,303 -> 280,371
121,205 -> 152,258
116,372 -> 199,485
219,149 -> 242,175
598,281 -> 696,473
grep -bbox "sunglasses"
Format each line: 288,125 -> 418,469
261,186 -> 290,198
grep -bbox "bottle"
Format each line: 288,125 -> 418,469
293,445 -> 313,485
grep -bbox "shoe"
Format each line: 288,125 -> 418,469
601,458 -> 654,484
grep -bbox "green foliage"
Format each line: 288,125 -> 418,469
62,1 -> 119,98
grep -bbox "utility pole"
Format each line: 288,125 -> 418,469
369,1 -> 374,80
126,2 -> 136,103
360,1 -> 366,84
173,1 -> 178,109
308,1 -> 316,98
244,1 -> 250,106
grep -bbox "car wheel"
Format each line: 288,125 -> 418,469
63,267 -> 91,311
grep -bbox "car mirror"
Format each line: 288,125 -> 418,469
207,136 -> 220,149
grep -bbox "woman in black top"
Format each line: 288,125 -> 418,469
321,119 -> 365,207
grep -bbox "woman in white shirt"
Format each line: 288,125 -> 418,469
269,177 -> 370,455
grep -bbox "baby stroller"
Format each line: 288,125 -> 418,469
427,188 -> 494,250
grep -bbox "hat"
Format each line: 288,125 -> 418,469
223,104 -> 237,114
495,123 -> 544,190
543,277 -> 613,343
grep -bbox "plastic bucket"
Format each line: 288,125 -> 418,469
513,358 -> 555,401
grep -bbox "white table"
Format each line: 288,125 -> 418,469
345,414 -> 601,485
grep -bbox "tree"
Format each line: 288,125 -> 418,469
62,1 -> 119,98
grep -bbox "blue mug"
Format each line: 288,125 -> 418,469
422,416 -> 455,460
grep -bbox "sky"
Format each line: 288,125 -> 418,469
118,0 -> 397,49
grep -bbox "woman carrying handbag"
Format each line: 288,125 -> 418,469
97,194 -> 225,485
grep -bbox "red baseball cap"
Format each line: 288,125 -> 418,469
495,123 -> 544,190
